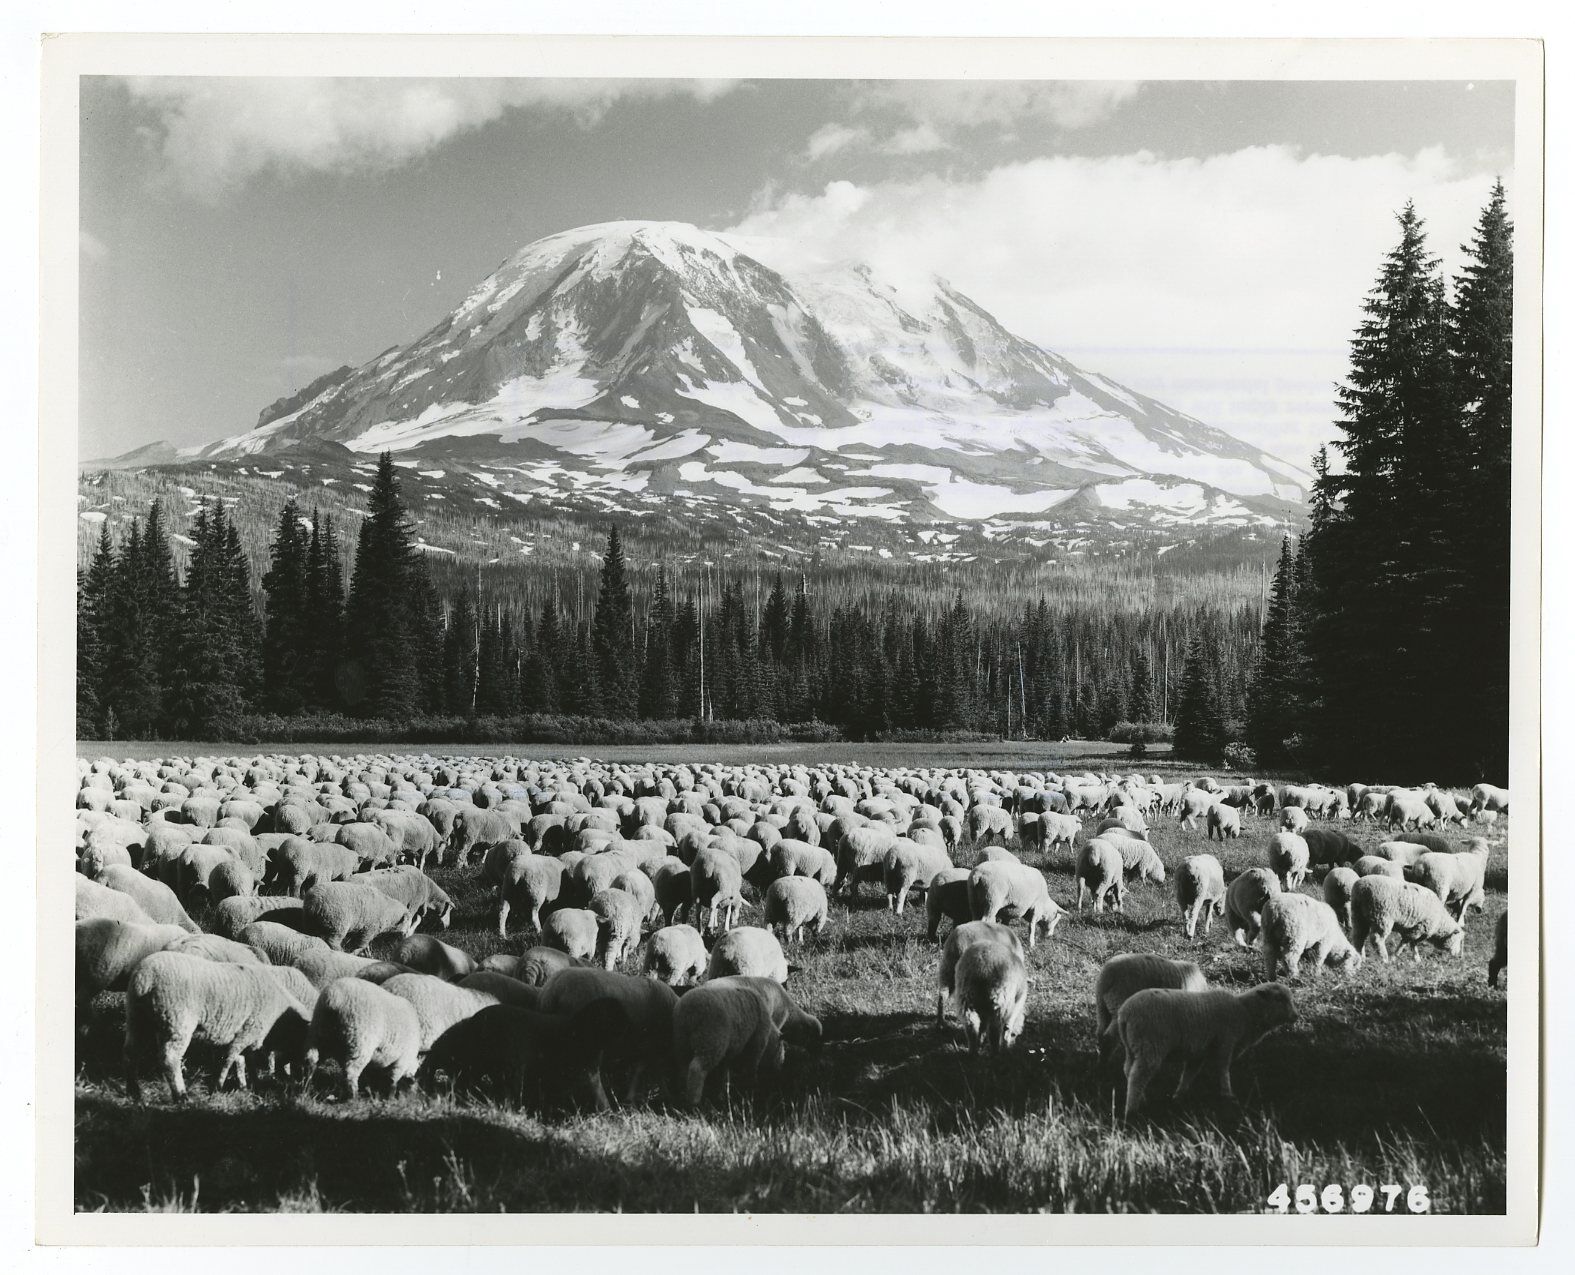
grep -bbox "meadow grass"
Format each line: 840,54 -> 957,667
73,772 -> 1509,1214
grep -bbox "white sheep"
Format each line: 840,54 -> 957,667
394,934 -> 477,980
924,867 -> 974,942
1093,953 -> 1207,1064
166,933 -> 269,966
543,908 -> 603,962
240,920 -> 329,967
1206,804 -> 1243,841
1117,984 -> 1297,1117
1374,841 -> 1430,868
75,918 -> 187,998
303,881 -> 419,953
642,924 -> 709,987
1075,838 -> 1126,913
76,875 -> 154,926
1267,832 -> 1311,891
1037,811 -> 1081,855
1174,855 -> 1226,939
1322,866 -> 1360,930
588,887 -> 645,969
935,919 -> 1023,1026
123,950 -> 310,1099
1353,855 -> 1407,880
881,839 -> 953,915
1109,834 -> 1167,886
96,865 -> 200,933
1261,893 -> 1364,980
301,976 -> 423,1099
292,948 -> 409,990
1349,876 -> 1465,963
763,876 -> 830,945
380,972 -> 499,1051
704,926 -> 790,984
211,895 -> 301,940
358,865 -> 454,930
966,860 -> 1062,947
1406,848 -> 1489,921
1280,806 -> 1310,834
952,937 -> 1029,1055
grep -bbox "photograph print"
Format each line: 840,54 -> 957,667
53,36 -> 1540,1230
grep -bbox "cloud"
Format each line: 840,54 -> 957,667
79,229 -> 108,260
123,77 -> 739,198
730,146 -> 1506,465
879,123 -> 950,156
859,81 -> 1142,132
803,122 -> 869,161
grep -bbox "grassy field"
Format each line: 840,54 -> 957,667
72,771 -> 1509,1215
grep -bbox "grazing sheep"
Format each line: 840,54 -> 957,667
924,867 -> 974,942
380,973 -> 499,1051
123,951 -> 309,1100
702,975 -> 822,1051
76,875 -> 155,927
1302,828 -> 1362,869
1206,804 -> 1243,841
1349,876 -> 1465,964
537,967 -> 681,1103
936,920 -> 1023,1026
1075,839 -> 1127,913
493,849 -> 565,937
1385,793 -> 1437,831
690,847 -> 748,935
1117,984 -> 1297,1118
882,839 -> 953,915
704,926 -> 790,984
1488,912 -> 1508,988
206,858 -> 257,904
301,977 -> 423,1099
1470,783 -> 1510,816
834,823 -> 897,898
455,971 -> 546,1009
443,806 -> 518,867
1261,894 -> 1364,980
166,933 -> 268,966
543,908 -> 603,962
264,839 -> 359,897
211,895 -> 301,940
967,860 -> 1062,947
239,920 -> 329,967
423,1000 -> 627,1109
671,983 -> 786,1105
1178,789 -> 1218,830
75,919 -> 187,999
1093,953 -> 1208,1064
1353,855 -> 1407,880
1110,835 -> 1167,886
1267,832 -> 1311,891
588,888 -> 645,970
394,934 -> 476,980
1175,856 -> 1226,939
1374,841 -> 1430,868
768,839 -> 839,888
1322,866 -> 1361,930
97,864 -> 200,933
1036,812 -> 1081,856
489,946 -> 591,988
1280,807 -> 1310,834
290,948 -> 404,990
358,866 -> 454,930
763,876 -> 830,945
952,937 -> 1029,1055
303,881 -> 419,953
1406,848 -> 1489,920
643,924 -> 709,987
1224,868 -> 1281,948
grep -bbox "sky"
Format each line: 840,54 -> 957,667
78,76 -> 1516,469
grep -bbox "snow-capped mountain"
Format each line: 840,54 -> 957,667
105,220 -> 1308,546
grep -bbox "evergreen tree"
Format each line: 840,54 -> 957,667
77,524 -> 116,735
102,512 -> 168,736
261,499 -> 310,712
302,511 -> 346,710
1246,536 -> 1302,765
639,566 -> 675,719
1173,633 -> 1226,762
761,573 -> 790,662
521,593 -> 561,714
442,586 -> 480,716
166,500 -> 255,736
1128,647 -> 1155,724
592,526 -> 637,719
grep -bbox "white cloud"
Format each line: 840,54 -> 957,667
879,123 -> 950,155
803,122 -> 869,161
730,146 -> 1506,466
79,229 -> 108,260
860,80 -> 1141,132
124,77 -> 739,198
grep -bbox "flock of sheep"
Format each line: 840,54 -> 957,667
73,754 -> 1510,1124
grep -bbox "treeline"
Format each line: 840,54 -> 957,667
1237,184 -> 1513,782
76,452 -> 1259,743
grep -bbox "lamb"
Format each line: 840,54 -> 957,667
1174,855 -> 1226,939
1406,848 -> 1489,920
358,866 -> 454,930
380,972 -> 499,1050
881,839 -> 953,915
1224,868 -> 1281,947
951,936 -> 1029,1055
543,908 -> 603,962
394,934 -> 477,980
1353,855 -> 1407,880
537,967 -> 681,1103
924,867 -> 974,942
76,875 -> 155,926
1117,984 -> 1297,1118
1349,876 -> 1465,964
239,920 -> 329,967
423,1000 -> 627,1109
1206,804 -> 1243,841
96,864 -> 200,932
1092,953 -> 1208,1064
1267,832 -> 1312,891
1488,912 -> 1508,988
75,919 -> 187,998
703,926 -> 790,984
936,920 -> 1023,1026
966,860 -> 1062,947
123,951 -> 310,1100
1322,866 -> 1360,930
588,887 -> 645,969
642,924 -> 709,987
1075,838 -> 1127,913
303,881 -> 419,953
301,976 -> 423,1099
212,894 -> 301,940
1261,893 -> 1364,980
762,876 -> 830,945
670,983 -> 787,1105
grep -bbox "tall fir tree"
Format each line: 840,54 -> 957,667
77,524 -> 116,735
591,525 -> 637,719
1173,633 -> 1226,762
166,500 -> 256,736
442,586 -> 480,716
1246,535 -> 1302,765
261,498 -> 311,712
1128,647 -> 1155,724
639,566 -> 675,719
521,593 -> 561,714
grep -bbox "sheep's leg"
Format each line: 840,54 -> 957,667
162,1037 -> 190,1101
495,893 -> 510,937
1123,1050 -> 1160,1118
1213,1045 -> 1237,1101
1173,1052 -> 1202,1099
342,1060 -> 364,1101
684,1057 -> 711,1107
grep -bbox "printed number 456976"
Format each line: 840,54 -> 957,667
1267,1184 -> 1431,1213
